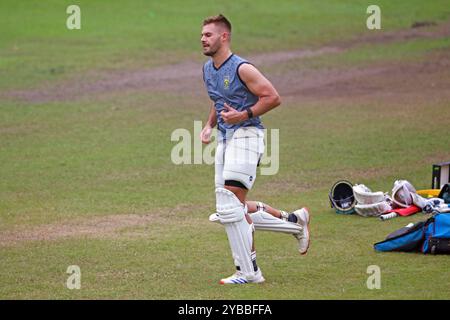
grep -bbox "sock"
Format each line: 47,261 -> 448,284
288,213 -> 298,223
251,251 -> 258,272
236,255 -> 258,272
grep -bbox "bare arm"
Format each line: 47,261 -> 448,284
239,63 -> 281,117
205,103 -> 217,128
220,63 -> 281,124
200,103 -> 216,144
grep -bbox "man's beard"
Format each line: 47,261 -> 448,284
203,42 -> 219,57
203,49 -> 216,57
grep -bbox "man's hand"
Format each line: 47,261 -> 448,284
200,125 -> 213,144
220,103 -> 247,124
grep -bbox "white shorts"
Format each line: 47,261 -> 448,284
215,127 -> 265,190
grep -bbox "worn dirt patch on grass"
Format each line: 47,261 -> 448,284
4,21 -> 449,104
0,214 -> 159,247
0,203 -> 211,247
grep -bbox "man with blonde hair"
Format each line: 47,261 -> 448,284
200,14 -> 311,284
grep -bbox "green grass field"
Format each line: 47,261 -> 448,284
1,0 -> 450,299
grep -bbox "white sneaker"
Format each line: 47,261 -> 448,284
292,208 -> 310,255
219,269 -> 265,285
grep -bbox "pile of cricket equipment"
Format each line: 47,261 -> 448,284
330,179 -> 450,220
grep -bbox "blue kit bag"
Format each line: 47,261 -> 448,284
374,221 -> 428,252
422,213 -> 450,254
374,213 -> 450,254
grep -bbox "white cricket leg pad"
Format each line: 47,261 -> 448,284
216,187 -> 245,223
250,210 -> 303,236
216,187 -> 254,275
210,209 -> 302,235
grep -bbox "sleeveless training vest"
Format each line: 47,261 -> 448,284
203,54 -> 264,141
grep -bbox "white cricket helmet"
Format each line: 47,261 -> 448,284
391,180 -> 416,208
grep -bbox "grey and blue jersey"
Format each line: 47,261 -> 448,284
203,54 -> 264,141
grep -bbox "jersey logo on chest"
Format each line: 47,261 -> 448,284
223,75 -> 230,90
